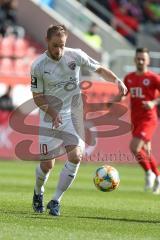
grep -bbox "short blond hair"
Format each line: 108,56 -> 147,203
46,24 -> 68,39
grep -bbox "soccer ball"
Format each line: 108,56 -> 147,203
93,165 -> 120,192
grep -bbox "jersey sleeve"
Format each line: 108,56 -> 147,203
124,75 -> 128,87
76,49 -> 100,71
123,75 -> 129,95
153,74 -> 160,91
30,62 -> 43,93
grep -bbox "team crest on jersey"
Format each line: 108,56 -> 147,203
128,79 -> 132,83
143,79 -> 150,86
68,61 -> 76,70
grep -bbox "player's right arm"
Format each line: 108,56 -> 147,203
31,63 -> 62,128
32,92 -> 62,128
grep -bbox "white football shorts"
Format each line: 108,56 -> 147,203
39,114 -> 85,160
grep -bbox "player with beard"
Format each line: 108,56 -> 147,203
124,48 -> 160,194
31,24 -> 127,216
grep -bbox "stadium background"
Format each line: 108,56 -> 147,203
1,1 -> 160,240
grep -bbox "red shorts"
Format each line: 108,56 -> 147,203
132,120 -> 157,142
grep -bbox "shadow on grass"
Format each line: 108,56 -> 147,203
0,209 -> 53,220
0,209 -> 160,224
75,215 -> 160,224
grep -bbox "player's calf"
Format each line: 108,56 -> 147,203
145,170 -> 155,192
153,176 -> 160,194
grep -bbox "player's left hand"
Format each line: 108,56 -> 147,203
142,100 -> 156,110
106,95 -> 124,109
116,78 -> 128,96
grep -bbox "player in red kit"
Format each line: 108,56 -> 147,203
124,48 -> 160,194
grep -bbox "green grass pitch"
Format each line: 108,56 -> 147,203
0,160 -> 160,240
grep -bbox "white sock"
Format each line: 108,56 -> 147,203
53,161 -> 80,203
146,169 -> 153,176
34,164 -> 50,195
156,175 -> 160,183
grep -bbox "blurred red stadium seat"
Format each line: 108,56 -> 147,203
0,35 -> 43,76
14,59 -> 28,76
0,58 -> 14,75
0,35 -> 15,57
14,38 -> 28,58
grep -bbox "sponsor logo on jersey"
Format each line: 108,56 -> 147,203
31,75 -> 37,88
50,77 -> 78,91
143,79 -> 150,86
68,61 -> 76,70
44,71 -> 51,74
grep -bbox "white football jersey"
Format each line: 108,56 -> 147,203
30,48 -> 101,158
31,47 -> 100,121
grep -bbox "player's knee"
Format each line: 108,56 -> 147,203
67,146 -> 83,164
75,153 -> 83,163
68,152 -> 83,164
130,142 -> 139,155
40,159 -> 54,173
71,155 -> 82,164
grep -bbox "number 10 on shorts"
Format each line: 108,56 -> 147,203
40,144 -> 48,155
